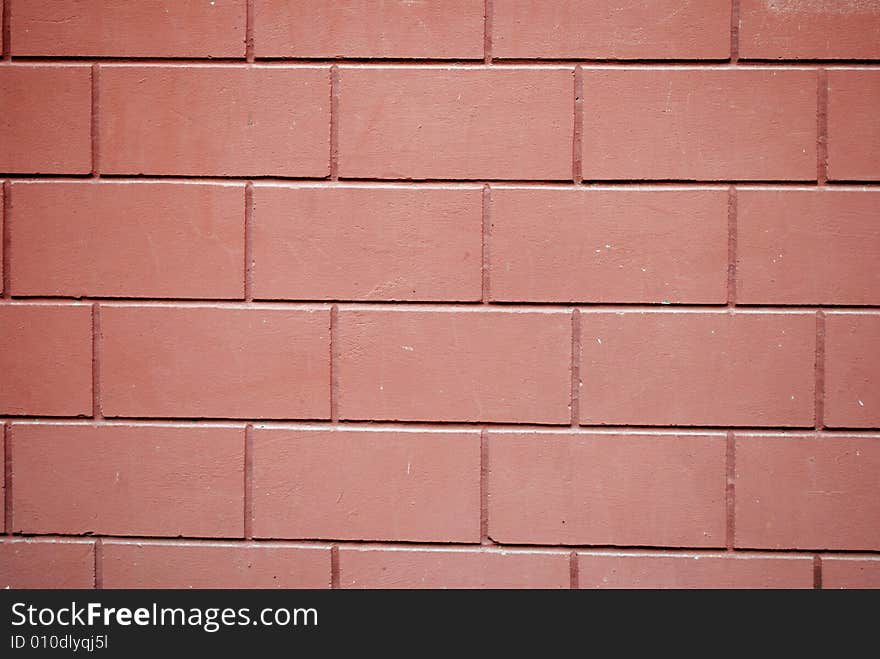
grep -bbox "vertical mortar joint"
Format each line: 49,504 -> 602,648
570,309 -> 581,427
481,184 -> 491,304
483,0 -> 493,63
330,545 -> 340,589
727,186 -> 738,308
815,311 -> 826,430
244,423 -> 254,540
730,0 -> 741,63
817,69 -> 829,185
330,304 -> 340,422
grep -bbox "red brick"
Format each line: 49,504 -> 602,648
253,185 -> 482,301
102,541 -> 330,589
824,314 -> 880,428
580,311 -> 815,426
337,309 -> 571,423
581,69 -> 816,181
11,0 -> 246,57
339,547 -> 570,589
12,423 -> 244,537
493,0 -> 731,59
100,305 -> 329,419
0,540 -> 94,589
577,552 -> 813,589
99,66 -> 330,176
490,188 -> 728,303
737,189 -> 880,305
254,0 -> 483,59
822,558 -> 880,589
735,433 -> 880,550
0,424 -> 4,534
10,182 -> 245,299
740,0 -> 880,60
1,184 -> 4,295
338,67 -> 573,180
0,66 -> 91,174
828,70 -> 880,181
488,432 -> 726,547
252,428 -> 480,542
0,304 -> 92,416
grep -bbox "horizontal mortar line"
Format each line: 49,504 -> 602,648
6,298 -> 880,312
4,418 -> 879,435
734,304 -> 880,311
0,299 -> 580,310
4,175 -> 880,188
266,58 -> 880,67
4,533 -> 880,556
735,58 -> 880,66
258,58 -> 734,65
6,56 -> 249,64
334,62 -> 880,72
6,55 -> 880,68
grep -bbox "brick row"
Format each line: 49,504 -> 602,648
490,430 -> 880,551
6,66 -> 877,180
13,2 -> 879,61
4,305 -> 877,426
10,0 -> 247,58
6,184 -> 880,306
0,538 -> 331,589
4,537 -> 878,589
8,425 -> 879,552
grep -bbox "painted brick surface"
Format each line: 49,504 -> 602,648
824,313 -> 880,428
577,552 -> 813,589
739,0 -> 880,60
735,434 -> 880,550
822,558 -> 880,589
827,70 -> 880,181
490,188 -> 728,303
0,304 -> 93,416
252,428 -> 480,542
99,66 -> 330,176
102,541 -> 331,589
492,0 -> 731,59
12,424 -> 244,537
737,189 -> 880,305
252,185 -> 482,301
581,69 -> 816,180
0,540 -> 95,589
488,432 -> 726,547
2,2 -> 878,589
11,0 -> 247,57
339,547 -> 570,589
338,68 -> 573,180
10,182 -> 246,298
337,309 -> 571,423
254,0 -> 484,59
0,66 -> 91,173
579,312 -> 815,426
100,305 -> 330,419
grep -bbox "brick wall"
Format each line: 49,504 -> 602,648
1,1 -> 879,589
